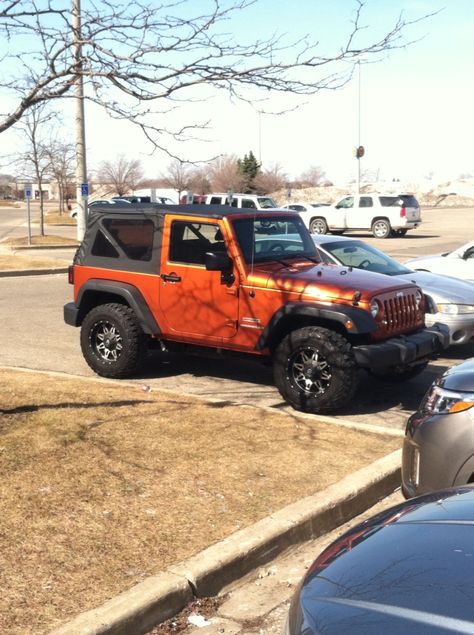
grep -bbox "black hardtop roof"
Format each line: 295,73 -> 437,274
88,203 -> 293,222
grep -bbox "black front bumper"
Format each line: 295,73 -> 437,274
353,323 -> 450,370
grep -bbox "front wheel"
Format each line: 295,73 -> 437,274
309,217 -> 328,234
80,303 -> 148,378
371,219 -> 392,239
273,326 -> 358,414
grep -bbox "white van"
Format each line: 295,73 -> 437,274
205,193 -> 278,210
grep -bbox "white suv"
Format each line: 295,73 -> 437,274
205,193 -> 278,210
302,193 -> 421,238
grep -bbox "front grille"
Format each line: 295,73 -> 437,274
383,292 -> 419,333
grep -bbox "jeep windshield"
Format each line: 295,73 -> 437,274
257,196 -> 278,209
232,216 -> 319,264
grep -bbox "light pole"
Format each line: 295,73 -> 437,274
73,0 -> 88,241
356,60 -> 362,195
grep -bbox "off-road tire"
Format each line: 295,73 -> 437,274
309,217 -> 328,234
80,303 -> 148,378
273,326 -> 358,414
369,362 -> 428,382
371,218 -> 392,239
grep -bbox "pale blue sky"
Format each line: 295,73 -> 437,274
1,0 -> 473,185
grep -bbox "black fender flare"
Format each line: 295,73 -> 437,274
74,279 -> 160,335
255,301 -> 376,351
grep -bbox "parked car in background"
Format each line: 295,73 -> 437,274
304,192 -> 421,237
178,194 -> 207,204
285,486 -> 474,634
70,198 -> 131,218
281,201 -> 331,231
112,195 -> 177,204
312,233 -> 474,346
205,192 -> 278,209
406,240 -> 474,282
402,360 -> 474,498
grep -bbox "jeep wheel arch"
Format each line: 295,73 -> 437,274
76,280 -> 160,335
256,302 -> 377,353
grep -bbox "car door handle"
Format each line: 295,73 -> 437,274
160,273 -> 181,283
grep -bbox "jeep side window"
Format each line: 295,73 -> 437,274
241,199 -> 257,209
91,229 -> 120,258
209,196 -> 222,204
169,221 -> 225,265
99,218 -> 154,260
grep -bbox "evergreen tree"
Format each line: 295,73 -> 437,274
238,151 -> 260,192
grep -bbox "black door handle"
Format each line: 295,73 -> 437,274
161,273 -> 182,283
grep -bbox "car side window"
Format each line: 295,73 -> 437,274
336,197 -> 354,209
168,221 -> 226,265
463,247 -> 474,260
241,198 -> 257,209
289,205 -> 305,211
359,197 -> 373,208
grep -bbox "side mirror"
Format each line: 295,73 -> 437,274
205,251 -> 232,271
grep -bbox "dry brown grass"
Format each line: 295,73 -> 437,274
0,369 -> 399,634
45,211 -> 76,225
2,235 -> 78,247
0,254 -> 70,270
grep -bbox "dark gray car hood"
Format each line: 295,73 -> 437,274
440,358 -> 474,392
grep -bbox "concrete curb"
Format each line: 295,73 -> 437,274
0,267 -> 68,277
49,450 -> 401,635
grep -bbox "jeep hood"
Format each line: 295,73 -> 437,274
251,262 -> 418,302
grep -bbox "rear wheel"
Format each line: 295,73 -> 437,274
80,303 -> 148,378
371,218 -> 392,239
309,217 -> 328,234
273,326 -> 358,414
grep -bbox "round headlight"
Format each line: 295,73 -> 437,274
370,299 -> 379,318
415,289 -> 423,308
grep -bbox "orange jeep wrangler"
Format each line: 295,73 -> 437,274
64,204 -> 448,414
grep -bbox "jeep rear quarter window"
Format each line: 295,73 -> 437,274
92,218 -> 154,261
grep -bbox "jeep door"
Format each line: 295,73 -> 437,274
159,219 -> 239,340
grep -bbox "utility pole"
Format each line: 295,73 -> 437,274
356,60 -> 361,195
72,0 -> 88,241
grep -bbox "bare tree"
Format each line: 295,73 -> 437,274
14,103 -> 57,235
160,160 -> 193,201
188,166 -> 212,196
253,163 -> 288,194
96,155 -> 144,196
298,166 -> 327,188
209,155 -> 246,193
46,141 -> 76,214
0,1 -> 435,154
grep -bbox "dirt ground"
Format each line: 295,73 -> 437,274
0,368 -> 400,634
